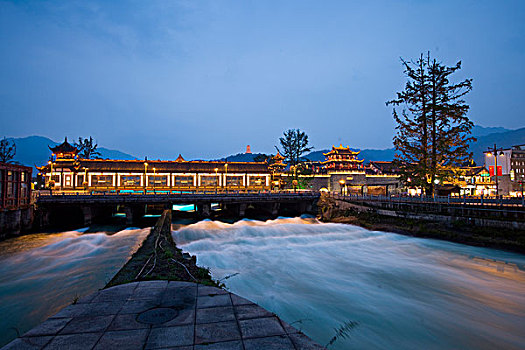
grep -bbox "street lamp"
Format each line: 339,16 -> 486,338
339,179 -> 346,195
224,163 -> 228,192
144,162 -> 148,191
487,144 -> 505,196
214,168 -> 218,192
153,167 -> 156,192
84,167 -> 89,190
48,160 -> 54,192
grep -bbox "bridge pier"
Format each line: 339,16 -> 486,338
35,192 -> 322,224
81,206 -> 92,226
197,203 -> 211,218
271,203 -> 280,216
238,203 -> 247,217
124,207 -> 133,225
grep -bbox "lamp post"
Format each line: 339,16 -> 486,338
487,144 -> 505,196
84,167 -> 89,191
144,162 -> 148,192
224,163 -> 228,192
214,168 -> 218,193
48,161 -> 54,193
153,167 -> 156,193
339,179 -> 346,196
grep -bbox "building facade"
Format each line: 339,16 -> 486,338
38,139 -> 272,192
0,162 -> 32,210
322,145 -> 364,172
289,146 -> 401,195
0,162 -> 33,237
484,144 -> 525,196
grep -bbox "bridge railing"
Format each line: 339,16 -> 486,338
36,189 -> 316,196
35,189 -> 320,202
330,193 -> 525,207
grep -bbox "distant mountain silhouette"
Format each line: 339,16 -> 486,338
470,127 -> 525,164
7,135 -> 136,173
304,126 -> 524,165
472,125 -> 511,137
218,152 -> 266,162
7,125 -> 523,175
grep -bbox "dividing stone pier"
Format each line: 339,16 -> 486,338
2,281 -> 325,350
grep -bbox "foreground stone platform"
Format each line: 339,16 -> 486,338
3,281 -> 325,350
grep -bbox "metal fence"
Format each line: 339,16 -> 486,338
331,193 -> 525,207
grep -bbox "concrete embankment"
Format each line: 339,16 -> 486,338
318,195 -> 525,253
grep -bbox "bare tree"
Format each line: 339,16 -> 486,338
0,137 -> 16,163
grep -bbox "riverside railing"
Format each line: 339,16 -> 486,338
331,193 -> 525,208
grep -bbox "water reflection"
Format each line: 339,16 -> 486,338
174,217 -> 525,350
0,228 -> 148,347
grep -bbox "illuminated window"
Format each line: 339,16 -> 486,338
226,176 -> 243,186
201,176 -> 218,187
120,175 -> 141,187
249,176 -> 266,186
148,175 -> 167,187
91,175 -> 113,187
174,176 -> 194,186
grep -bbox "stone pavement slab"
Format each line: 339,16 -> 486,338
1,281 -> 326,350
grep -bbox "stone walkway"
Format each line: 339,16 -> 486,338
2,281 -> 325,349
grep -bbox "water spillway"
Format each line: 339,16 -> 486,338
173,217 -> 525,350
0,228 -> 148,347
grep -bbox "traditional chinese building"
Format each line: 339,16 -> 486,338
368,161 -> 401,175
322,145 -> 364,172
37,138 -> 271,192
281,145 -> 402,195
268,152 -> 287,173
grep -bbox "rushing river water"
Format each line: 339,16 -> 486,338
174,217 -> 525,350
0,227 -> 148,347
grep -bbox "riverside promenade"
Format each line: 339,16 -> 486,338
2,281 -> 325,350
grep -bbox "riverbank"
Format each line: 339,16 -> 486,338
318,195 -> 525,254
107,210 -> 217,288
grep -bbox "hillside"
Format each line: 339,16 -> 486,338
470,127 -> 525,164
218,152 -> 267,162
305,126 -> 525,165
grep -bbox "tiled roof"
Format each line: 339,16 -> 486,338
369,161 -> 401,174
49,137 -> 78,154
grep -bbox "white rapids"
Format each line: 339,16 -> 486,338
173,216 -> 525,350
0,227 -> 149,347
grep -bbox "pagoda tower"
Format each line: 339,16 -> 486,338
269,152 -> 287,173
322,145 -> 363,172
49,137 -> 79,161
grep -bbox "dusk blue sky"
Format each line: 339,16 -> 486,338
1,1 -> 524,159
